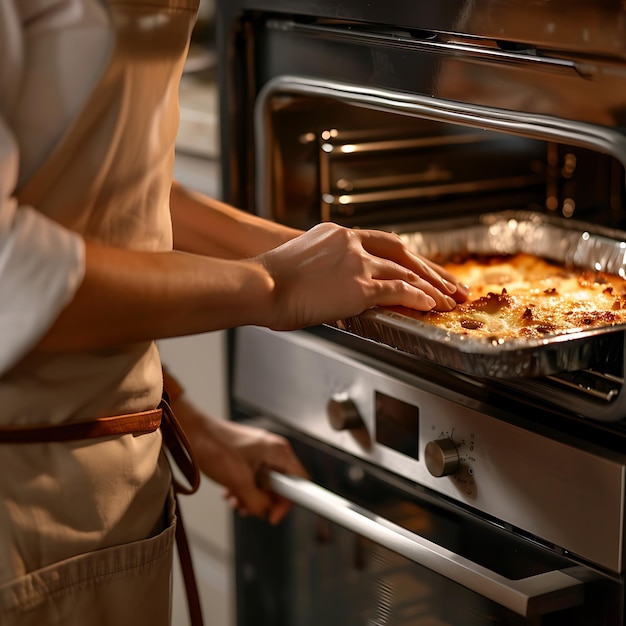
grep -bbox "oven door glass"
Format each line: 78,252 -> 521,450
233,419 -> 619,626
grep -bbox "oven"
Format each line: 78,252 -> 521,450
214,2 -> 626,624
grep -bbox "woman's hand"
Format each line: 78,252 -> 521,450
255,222 -> 468,331
171,393 -> 308,525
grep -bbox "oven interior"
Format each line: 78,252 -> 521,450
260,94 -> 625,232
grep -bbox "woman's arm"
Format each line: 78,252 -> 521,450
169,180 -> 302,258
36,221 -> 466,352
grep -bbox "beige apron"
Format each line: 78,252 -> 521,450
0,0 -> 200,624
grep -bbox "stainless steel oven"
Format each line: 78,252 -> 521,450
215,1 -> 626,624
232,327 -> 625,625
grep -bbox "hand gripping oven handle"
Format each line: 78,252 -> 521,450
267,470 -> 586,618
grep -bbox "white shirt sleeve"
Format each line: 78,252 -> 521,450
0,118 -> 85,376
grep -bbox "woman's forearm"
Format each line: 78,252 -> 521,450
36,242 -> 275,351
169,180 -> 302,258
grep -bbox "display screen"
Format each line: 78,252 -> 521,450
375,391 -> 419,459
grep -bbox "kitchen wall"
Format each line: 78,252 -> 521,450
159,332 -> 234,626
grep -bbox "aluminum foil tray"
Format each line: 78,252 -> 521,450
334,210 -> 626,378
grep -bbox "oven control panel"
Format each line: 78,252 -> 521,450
233,326 -> 626,573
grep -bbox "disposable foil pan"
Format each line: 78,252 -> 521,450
334,211 -> 626,378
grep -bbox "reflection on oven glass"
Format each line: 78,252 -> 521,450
284,504 -> 535,626
247,432 -> 602,626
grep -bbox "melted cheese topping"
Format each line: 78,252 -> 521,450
416,253 -> 626,340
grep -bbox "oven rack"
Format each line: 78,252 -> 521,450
497,365 -> 626,423
546,369 -> 623,403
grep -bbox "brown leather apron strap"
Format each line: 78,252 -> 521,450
159,396 -> 204,626
0,399 -> 204,626
159,396 -> 201,494
0,409 -> 162,443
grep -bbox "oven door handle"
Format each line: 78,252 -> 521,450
267,470 -> 585,618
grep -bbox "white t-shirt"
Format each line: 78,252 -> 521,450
0,0 -> 111,375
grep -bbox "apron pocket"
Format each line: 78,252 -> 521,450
0,492 -> 177,626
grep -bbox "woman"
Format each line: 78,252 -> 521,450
0,0 -> 467,624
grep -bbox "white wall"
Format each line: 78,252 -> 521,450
159,331 -> 235,626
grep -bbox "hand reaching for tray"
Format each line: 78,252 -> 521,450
255,222 -> 469,331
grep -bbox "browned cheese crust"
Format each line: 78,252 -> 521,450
414,253 -> 626,340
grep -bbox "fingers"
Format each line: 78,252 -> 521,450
221,430 -> 308,525
376,278 -> 457,312
222,472 -> 282,524
421,256 -> 470,303
256,439 -> 309,525
223,488 -> 293,526
358,230 -> 455,290
355,228 -> 469,310
365,253 -> 458,312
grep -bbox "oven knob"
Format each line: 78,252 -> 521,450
425,438 -> 460,477
327,397 -> 364,431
